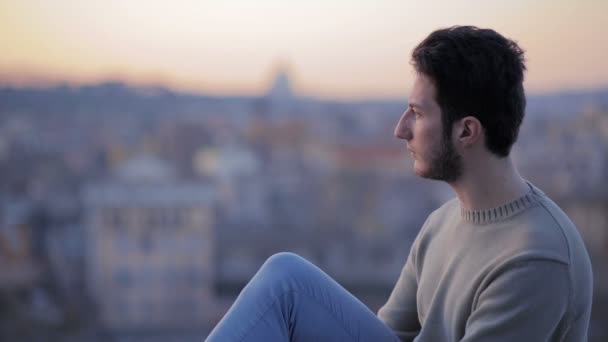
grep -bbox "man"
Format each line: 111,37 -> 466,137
206,26 -> 593,341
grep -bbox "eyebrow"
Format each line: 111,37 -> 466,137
408,102 -> 424,110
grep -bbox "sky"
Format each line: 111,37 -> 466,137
1,0 -> 607,99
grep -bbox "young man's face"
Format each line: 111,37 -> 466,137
394,74 -> 462,182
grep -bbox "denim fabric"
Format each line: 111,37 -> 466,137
206,252 -> 399,342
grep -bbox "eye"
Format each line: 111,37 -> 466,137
407,105 -> 421,119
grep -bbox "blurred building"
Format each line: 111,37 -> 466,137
267,64 -> 294,102
0,200 -> 40,290
83,156 -> 216,332
0,198 -> 63,339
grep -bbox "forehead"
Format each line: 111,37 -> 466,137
408,74 -> 439,110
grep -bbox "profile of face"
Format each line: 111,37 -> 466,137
394,74 -> 463,182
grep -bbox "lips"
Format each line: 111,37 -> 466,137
406,147 -> 415,159
409,151 -> 415,159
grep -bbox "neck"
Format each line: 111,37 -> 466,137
448,155 -> 529,211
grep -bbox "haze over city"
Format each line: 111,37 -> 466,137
1,0 -> 607,98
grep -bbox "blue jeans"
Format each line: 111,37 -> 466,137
206,252 -> 400,341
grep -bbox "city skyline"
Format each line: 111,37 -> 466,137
1,0 -> 607,99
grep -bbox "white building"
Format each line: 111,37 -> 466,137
83,156 -> 216,331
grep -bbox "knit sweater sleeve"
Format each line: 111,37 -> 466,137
461,259 -> 570,341
377,238 -> 421,341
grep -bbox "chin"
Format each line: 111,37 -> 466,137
413,163 -> 428,177
413,163 -> 438,181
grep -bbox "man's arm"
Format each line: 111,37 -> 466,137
461,259 -> 570,341
377,247 -> 421,341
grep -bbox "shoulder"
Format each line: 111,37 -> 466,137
425,197 -> 460,228
507,184 -> 588,267
412,197 -> 460,251
414,197 -> 460,240
526,186 -> 593,308
496,184 -> 593,314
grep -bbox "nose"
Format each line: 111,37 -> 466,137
394,110 -> 412,140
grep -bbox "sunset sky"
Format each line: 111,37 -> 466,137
1,0 -> 606,99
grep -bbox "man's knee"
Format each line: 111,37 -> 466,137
257,252 -> 319,288
263,252 -> 307,272
259,252 -> 322,281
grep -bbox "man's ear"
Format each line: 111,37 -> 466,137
455,116 -> 483,147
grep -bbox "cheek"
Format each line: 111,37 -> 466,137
415,126 -> 443,157
413,124 -> 435,145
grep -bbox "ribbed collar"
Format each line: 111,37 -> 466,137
460,182 -> 544,224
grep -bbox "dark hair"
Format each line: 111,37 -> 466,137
411,26 -> 526,157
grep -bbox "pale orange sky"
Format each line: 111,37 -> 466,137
1,0 -> 607,98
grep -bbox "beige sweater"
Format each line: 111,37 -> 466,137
378,182 -> 593,341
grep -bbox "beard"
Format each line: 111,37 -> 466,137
417,133 -> 463,183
